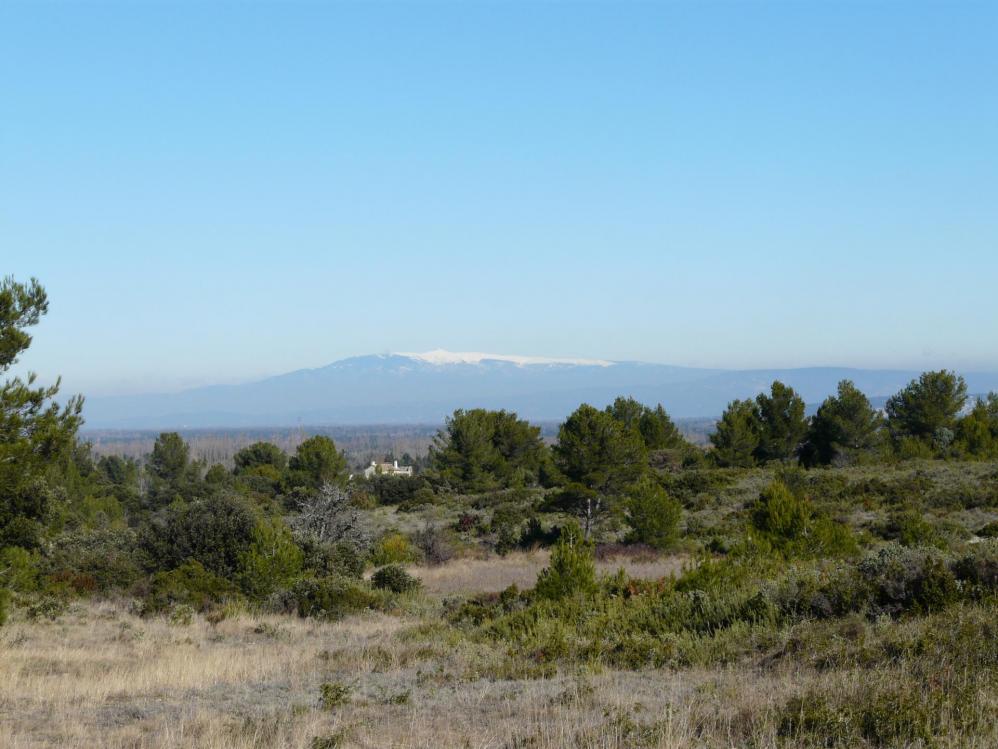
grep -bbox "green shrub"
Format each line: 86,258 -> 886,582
809,516 -> 860,558
25,594 -> 68,621
662,469 -> 734,503
495,525 -> 518,556
319,681 -> 351,709
625,479 -> 681,550
237,518 -> 304,599
371,564 -> 421,594
369,533 -> 419,566
348,489 -> 378,510
896,436 -> 934,460
771,562 -> 869,621
397,486 -> 437,512
290,575 -> 381,620
142,560 -> 242,616
858,687 -> 935,745
858,545 -> 960,617
43,528 -> 142,593
778,692 -> 856,744
749,481 -> 811,552
778,685 -> 935,746
882,509 -> 943,548
490,504 -> 523,548
369,475 -> 425,505
0,546 -> 40,592
140,494 -> 257,577
0,515 -> 45,551
749,480 -> 857,558
0,587 -> 8,626
299,539 -> 365,579
534,523 -> 596,600
953,539 -> 998,592
518,517 -> 559,549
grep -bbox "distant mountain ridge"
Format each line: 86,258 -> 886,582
81,351 -> 998,429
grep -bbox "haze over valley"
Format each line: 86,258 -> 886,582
82,349 -> 998,429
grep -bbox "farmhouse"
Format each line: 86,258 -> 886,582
363,459 -> 414,479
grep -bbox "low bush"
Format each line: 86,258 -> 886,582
141,560 -> 242,616
370,564 -> 421,594
490,504 -> 523,556
290,575 -> 382,620
44,528 -> 143,592
318,681 -> 351,709
808,516 -> 860,557
662,470 -> 735,504
0,545 -> 40,593
0,516 -> 43,550
879,509 -> 943,548
749,480 -> 857,558
778,684 -> 936,747
858,544 -> 960,617
770,562 -> 868,621
749,481 -> 811,552
369,533 -> 419,566
518,517 -> 560,549
625,479 -> 681,550
25,594 -> 69,621
534,523 -> 596,600
454,512 -> 479,534
396,486 -> 437,512
412,523 -> 455,565
953,539 -> 998,593
168,603 -> 194,626
300,539 -> 365,579
369,475 -> 426,505
237,518 -> 304,599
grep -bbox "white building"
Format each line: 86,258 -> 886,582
363,459 -> 414,479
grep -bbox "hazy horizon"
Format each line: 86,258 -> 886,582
15,347 -> 998,401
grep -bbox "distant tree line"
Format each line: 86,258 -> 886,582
710,371 -> 996,468
2,275 -> 998,629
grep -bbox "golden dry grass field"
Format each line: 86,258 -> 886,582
4,551 -> 996,749
0,558 -> 714,749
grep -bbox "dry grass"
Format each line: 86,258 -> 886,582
407,549 -> 688,596
0,598 -> 765,749
2,595 -> 996,748
0,600 -> 405,748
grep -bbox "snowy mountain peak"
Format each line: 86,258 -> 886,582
397,349 -> 615,368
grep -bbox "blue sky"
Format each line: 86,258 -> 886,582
3,1 -> 997,396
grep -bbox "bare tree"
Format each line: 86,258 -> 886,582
289,482 -> 370,549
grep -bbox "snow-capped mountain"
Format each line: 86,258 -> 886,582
81,350 -> 998,429
397,349 -> 615,367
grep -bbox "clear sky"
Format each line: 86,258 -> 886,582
3,1 -> 997,396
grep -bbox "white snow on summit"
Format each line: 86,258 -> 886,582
398,349 -> 614,367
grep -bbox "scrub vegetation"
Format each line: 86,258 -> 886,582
4,277 -> 998,748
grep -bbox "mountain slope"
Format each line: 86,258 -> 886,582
81,351 -> 998,429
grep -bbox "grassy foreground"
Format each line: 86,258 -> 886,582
4,460 -> 998,748
2,564 -> 997,749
